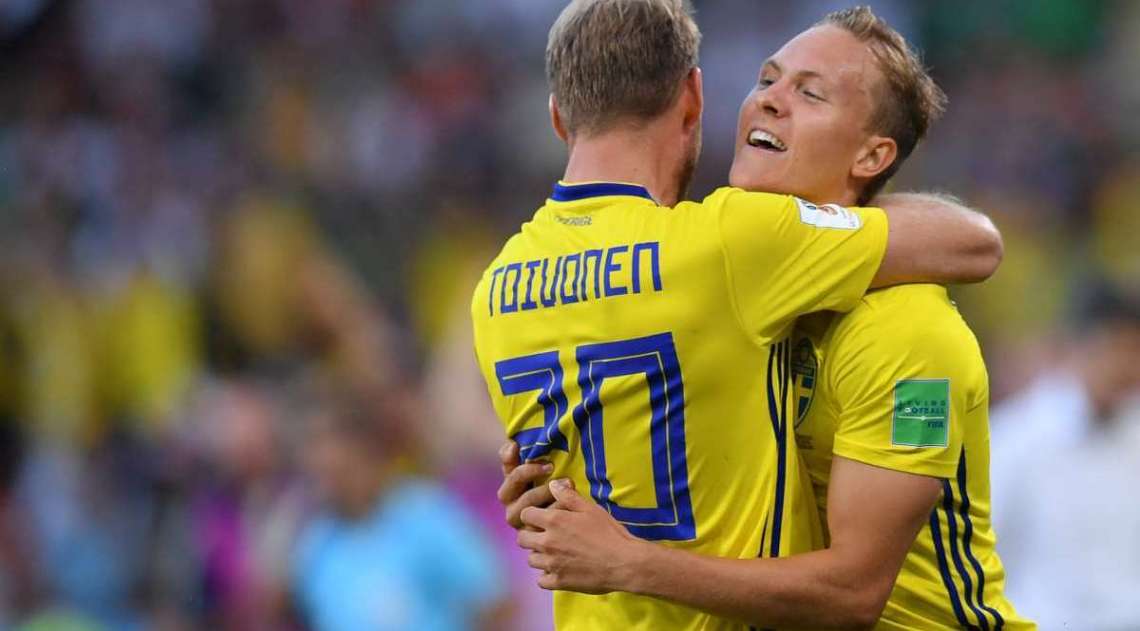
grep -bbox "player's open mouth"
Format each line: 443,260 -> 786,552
747,129 -> 787,152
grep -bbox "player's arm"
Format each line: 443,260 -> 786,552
872,192 -> 1002,288
514,294 -> 974,629
717,190 -> 999,342
518,461 -> 940,630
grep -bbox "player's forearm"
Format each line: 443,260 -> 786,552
872,192 -> 1003,288
622,541 -> 888,631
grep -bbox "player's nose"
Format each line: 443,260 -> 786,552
753,82 -> 789,119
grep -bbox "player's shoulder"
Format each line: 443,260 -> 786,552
861,283 -> 955,313
472,222 -> 532,288
700,187 -> 876,234
471,237 -> 512,314
830,284 -> 980,362
690,186 -> 794,213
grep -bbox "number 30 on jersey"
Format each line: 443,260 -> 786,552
494,332 -> 695,541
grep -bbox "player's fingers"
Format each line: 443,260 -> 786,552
548,478 -> 590,511
516,528 -> 544,552
506,484 -> 556,529
528,552 -> 553,572
520,505 -> 556,531
497,461 -> 553,506
537,571 -> 560,591
498,441 -> 520,477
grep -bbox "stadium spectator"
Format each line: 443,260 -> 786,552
291,383 -> 509,631
991,281 -> 1140,630
0,0 -> 1132,627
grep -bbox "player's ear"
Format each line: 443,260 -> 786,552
851,134 -> 897,181
549,94 -> 570,143
681,67 -> 703,133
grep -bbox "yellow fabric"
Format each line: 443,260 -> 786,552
472,183 -> 886,631
793,285 -> 1036,630
13,275 -> 98,444
98,272 -> 199,429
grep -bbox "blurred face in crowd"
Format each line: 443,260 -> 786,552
729,25 -> 896,205
304,411 -> 387,520
211,383 -> 278,483
1086,320 -> 1140,420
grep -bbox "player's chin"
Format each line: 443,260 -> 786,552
728,159 -> 780,193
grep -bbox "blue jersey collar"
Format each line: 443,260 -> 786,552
551,181 -> 656,203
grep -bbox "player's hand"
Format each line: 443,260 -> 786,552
497,440 -> 556,530
517,479 -> 647,595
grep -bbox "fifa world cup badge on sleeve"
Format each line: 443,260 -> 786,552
795,198 -> 862,230
891,379 -> 950,447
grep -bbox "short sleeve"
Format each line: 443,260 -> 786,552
824,294 -> 974,479
715,188 -> 888,343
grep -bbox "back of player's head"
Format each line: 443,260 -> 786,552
546,0 -> 701,136
818,6 -> 946,203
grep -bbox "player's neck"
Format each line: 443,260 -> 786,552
800,182 -> 860,208
562,127 -> 685,206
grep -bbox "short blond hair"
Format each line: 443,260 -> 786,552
546,0 -> 701,136
819,6 -> 947,203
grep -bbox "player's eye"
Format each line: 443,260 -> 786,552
802,87 -> 824,101
758,77 -> 774,89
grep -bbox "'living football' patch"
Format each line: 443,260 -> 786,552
891,379 -> 949,447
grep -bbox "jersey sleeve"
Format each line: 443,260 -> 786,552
715,188 -> 888,343
823,292 -> 975,479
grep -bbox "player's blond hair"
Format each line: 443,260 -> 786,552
818,6 -> 947,204
546,0 -> 701,136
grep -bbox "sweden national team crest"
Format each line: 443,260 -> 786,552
790,337 -> 818,428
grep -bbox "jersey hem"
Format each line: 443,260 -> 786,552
833,437 -> 958,479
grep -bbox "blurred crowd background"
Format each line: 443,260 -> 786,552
0,0 -> 1137,630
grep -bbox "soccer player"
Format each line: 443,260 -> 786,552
500,6 -> 1036,631
474,2 -> 1003,630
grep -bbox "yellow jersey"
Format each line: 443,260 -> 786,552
791,285 -> 1036,631
472,181 -> 887,631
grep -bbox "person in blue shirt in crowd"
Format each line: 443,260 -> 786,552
292,383 -> 508,631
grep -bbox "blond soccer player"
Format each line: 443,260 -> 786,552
499,5 -> 1035,631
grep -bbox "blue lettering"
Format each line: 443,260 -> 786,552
501,262 -> 523,314
582,249 -> 603,300
632,242 -> 663,293
491,243 -> 663,315
561,253 -> 581,304
540,257 -> 561,308
604,245 -> 629,297
521,260 -> 541,311
488,266 -> 505,316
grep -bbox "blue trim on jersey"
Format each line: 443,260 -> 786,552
764,339 -> 790,559
750,344 -> 787,631
551,181 -> 655,203
758,514 -> 769,559
957,451 -> 1006,630
929,508 -> 973,628
942,479 -> 990,630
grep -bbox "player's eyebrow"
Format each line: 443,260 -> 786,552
763,59 -> 825,82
